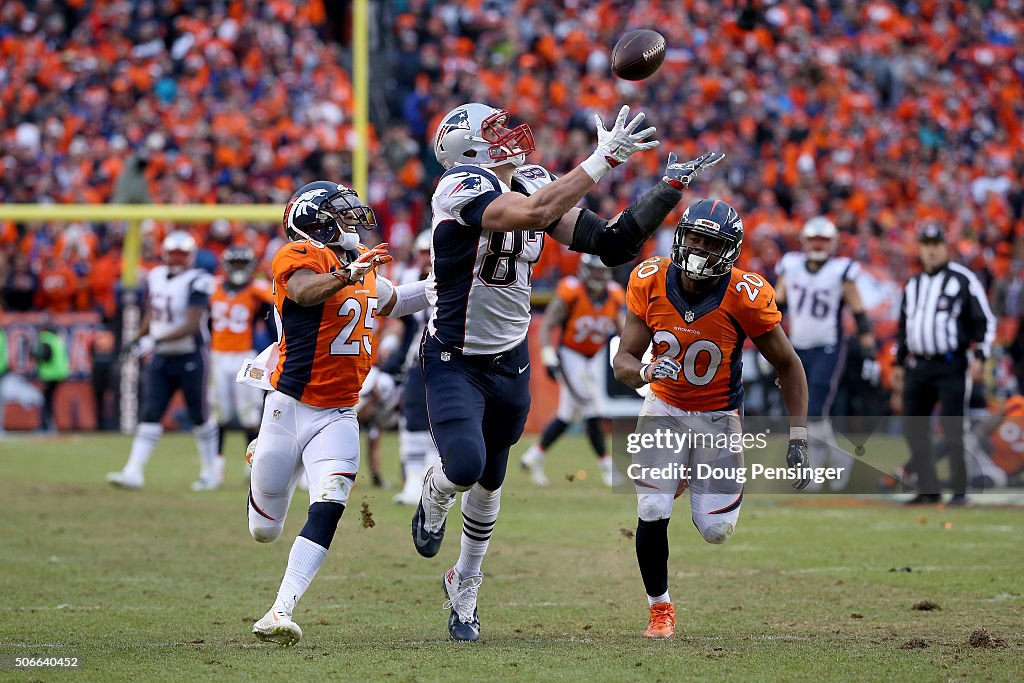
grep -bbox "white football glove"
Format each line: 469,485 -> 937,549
640,357 -> 681,384
130,335 -> 155,359
333,243 -> 393,286
581,105 -> 660,182
663,151 -> 726,190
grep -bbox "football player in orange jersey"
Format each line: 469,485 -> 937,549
613,198 -> 810,639
248,181 -> 430,646
520,255 -> 625,486
207,245 -> 274,487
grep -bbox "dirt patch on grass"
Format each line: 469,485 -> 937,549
900,639 -> 929,649
912,601 -> 940,611
968,628 -> 1008,648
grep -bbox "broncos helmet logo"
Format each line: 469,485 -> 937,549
287,188 -> 329,231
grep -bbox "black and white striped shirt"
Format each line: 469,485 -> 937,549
896,262 -> 996,363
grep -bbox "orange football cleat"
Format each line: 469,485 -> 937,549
643,602 -> 675,639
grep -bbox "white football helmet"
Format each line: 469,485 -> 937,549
162,230 -> 197,274
800,216 -> 838,262
433,103 -> 535,170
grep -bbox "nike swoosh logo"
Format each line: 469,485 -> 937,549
293,247 -> 307,254
518,364 -> 529,374
710,414 -> 726,423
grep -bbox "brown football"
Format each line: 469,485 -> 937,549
611,29 -> 666,81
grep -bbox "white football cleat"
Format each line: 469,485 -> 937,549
106,470 -> 144,490
253,608 -> 302,647
190,476 -> 222,492
443,567 -> 482,641
598,456 -> 615,487
519,445 -> 549,487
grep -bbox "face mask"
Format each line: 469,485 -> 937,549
682,251 -> 712,279
227,269 -> 249,286
806,249 -> 830,261
334,231 -> 360,250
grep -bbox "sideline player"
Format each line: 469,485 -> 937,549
208,245 -> 273,486
391,230 -> 440,505
107,231 -> 219,491
247,181 -> 429,646
520,254 -> 625,486
775,216 -> 875,490
412,100 -> 724,641
613,198 -> 810,639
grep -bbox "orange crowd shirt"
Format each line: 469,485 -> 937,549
556,275 -> 625,358
626,257 -> 781,412
270,241 -> 379,408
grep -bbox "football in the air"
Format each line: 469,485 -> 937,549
611,29 -> 666,81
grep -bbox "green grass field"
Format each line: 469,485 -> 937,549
1,432 -> 1021,682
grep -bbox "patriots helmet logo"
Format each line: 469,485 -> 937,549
435,108 -> 472,149
447,173 -> 482,197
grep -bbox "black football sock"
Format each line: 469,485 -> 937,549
636,518 -> 670,598
584,417 -> 607,458
539,418 -> 569,450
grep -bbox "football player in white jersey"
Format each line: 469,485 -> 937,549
107,231 -> 220,491
410,101 -> 724,641
775,216 -> 876,489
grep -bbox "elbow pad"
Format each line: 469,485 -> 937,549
569,181 -> 683,267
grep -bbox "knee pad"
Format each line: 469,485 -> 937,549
316,472 -> 355,506
299,501 -> 345,549
637,493 -> 673,522
249,519 -> 284,543
697,519 -> 735,545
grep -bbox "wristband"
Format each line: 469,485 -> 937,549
581,152 -> 613,182
790,427 -> 808,441
541,346 -> 559,367
639,363 -> 651,384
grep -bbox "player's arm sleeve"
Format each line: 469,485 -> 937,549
737,279 -> 783,339
843,259 -> 862,282
435,169 -> 502,228
378,276 -> 431,318
567,181 -> 683,266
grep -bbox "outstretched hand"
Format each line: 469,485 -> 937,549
337,243 -> 393,285
663,151 -> 726,190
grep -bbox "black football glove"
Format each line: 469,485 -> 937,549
663,151 -> 726,190
786,438 -> 811,490
541,346 -> 563,382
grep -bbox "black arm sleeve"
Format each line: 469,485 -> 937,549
895,287 -> 908,366
569,181 -> 683,267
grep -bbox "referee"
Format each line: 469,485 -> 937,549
892,224 -> 996,505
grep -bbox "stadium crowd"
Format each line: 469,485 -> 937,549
1,0 -> 1023,396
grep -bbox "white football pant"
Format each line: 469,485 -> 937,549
248,391 -> 359,543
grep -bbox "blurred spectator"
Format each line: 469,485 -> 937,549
32,315 -> 70,432
3,254 -> 38,311
91,327 -> 119,431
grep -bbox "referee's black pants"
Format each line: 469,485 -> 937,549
903,355 -> 968,495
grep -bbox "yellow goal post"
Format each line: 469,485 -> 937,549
0,204 -> 280,433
